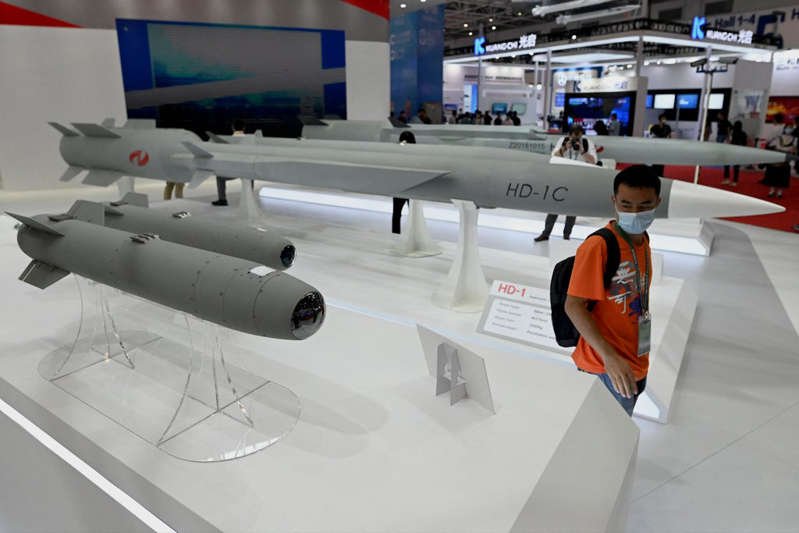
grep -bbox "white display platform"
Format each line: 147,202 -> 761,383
0,211 -> 639,532
258,184 -> 715,256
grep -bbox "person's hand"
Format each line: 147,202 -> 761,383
602,353 -> 637,398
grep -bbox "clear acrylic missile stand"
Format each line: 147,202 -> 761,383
37,276 -> 300,462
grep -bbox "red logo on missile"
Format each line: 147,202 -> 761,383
596,145 -> 605,153
129,150 -> 150,167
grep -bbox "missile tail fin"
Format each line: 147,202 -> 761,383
70,123 -> 121,138
58,166 -> 84,182
254,130 -> 263,138
122,119 -> 157,129
189,170 -> 215,189
182,141 -> 214,158
48,122 -> 80,137
206,132 -> 229,144
67,200 -> 105,225
118,192 -> 149,208
101,118 -> 116,128
5,212 -> 64,236
19,260 -> 70,290
82,170 -> 123,187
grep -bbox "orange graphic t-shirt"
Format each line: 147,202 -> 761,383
567,222 -> 652,380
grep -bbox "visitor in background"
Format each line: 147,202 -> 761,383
535,124 -> 597,243
163,181 -> 184,201
483,111 -> 493,125
722,121 -> 748,186
762,121 -> 797,198
648,113 -> 672,177
493,113 -> 504,126
594,120 -> 609,136
212,119 -> 246,207
607,113 -> 621,136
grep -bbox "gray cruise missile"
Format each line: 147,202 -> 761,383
50,121 -> 783,219
301,119 -> 789,166
9,201 -> 325,340
97,192 -> 295,269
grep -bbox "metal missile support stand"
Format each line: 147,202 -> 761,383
37,276 -> 300,462
391,200 -> 442,257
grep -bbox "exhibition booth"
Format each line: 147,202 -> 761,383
0,2 -> 798,533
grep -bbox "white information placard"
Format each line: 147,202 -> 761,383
477,280 -> 569,353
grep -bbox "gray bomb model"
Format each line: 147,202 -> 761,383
9,201 -> 324,340
99,192 -> 295,269
51,120 -> 782,219
300,119 -> 790,166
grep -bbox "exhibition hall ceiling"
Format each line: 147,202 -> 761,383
444,0 -> 640,40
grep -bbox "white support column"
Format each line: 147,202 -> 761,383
694,47 -> 714,184
632,36 -> 648,138
392,200 -> 442,257
239,178 -> 263,221
544,50 -> 552,126
432,200 -> 488,313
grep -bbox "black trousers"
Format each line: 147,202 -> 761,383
541,213 -> 576,238
724,165 -> 741,182
217,177 -> 254,201
392,197 -> 409,234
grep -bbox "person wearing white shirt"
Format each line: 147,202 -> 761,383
535,124 -> 597,242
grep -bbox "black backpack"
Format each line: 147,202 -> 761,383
550,228 -> 620,348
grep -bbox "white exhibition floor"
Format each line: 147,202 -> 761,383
1,181 -> 799,533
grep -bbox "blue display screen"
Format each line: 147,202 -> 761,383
492,102 -> 508,114
677,94 -> 699,109
555,92 -> 566,107
646,94 -> 653,108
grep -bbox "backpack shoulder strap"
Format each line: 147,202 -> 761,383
582,137 -> 589,152
589,227 -> 621,289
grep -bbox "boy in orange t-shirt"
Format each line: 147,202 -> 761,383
565,165 -> 661,415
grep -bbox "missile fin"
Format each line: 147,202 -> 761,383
58,166 -> 85,182
182,141 -> 214,159
67,200 -> 105,225
82,170 -> 123,187
70,123 -> 121,138
5,212 -> 64,236
122,119 -> 157,129
388,117 -> 411,128
101,118 -> 116,128
189,170 -> 215,189
119,192 -> 149,208
298,116 -> 328,126
254,130 -> 263,138
19,260 -> 70,290
48,122 -> 80,137
104,205 -> 124,216
206,132 -> 229,144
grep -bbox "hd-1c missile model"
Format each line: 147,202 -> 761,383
300,119 -> 790,167
97,192 -> 295,269
9,201 -> 325,340
50,120 -> 783,220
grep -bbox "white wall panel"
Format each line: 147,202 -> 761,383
345,40 -> 390,121
0,26 -> 127,191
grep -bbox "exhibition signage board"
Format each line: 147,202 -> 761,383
691,17 -> 754,45
705,7 -> 799,49
477,280 -> 568,353
474,33 -> 537,56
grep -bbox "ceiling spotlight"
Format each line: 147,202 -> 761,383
492,25 -> 497,30
400,2 -> 406,7
536,83 -> 543,90
571,34 -> 577,40
420,0 -> 426,2
468,31 -> 473,36
489,18 -> 493,22
464,23 -> 469,27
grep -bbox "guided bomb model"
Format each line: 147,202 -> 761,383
9,201 -> 325,340
51,120 -> 783,220
98,192 -> 295,269
300,119 -> 791,166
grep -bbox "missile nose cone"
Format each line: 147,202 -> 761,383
668,180 -> 785,218
280,244 -> 296,268
290,291 -> 325,340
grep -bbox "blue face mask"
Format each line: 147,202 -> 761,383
617,209 -> 656,234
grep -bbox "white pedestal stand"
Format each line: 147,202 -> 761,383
116,177 -> 135,197
391,200 -> 442,257
432,200 -> 488,313
239,178 -> 263,221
